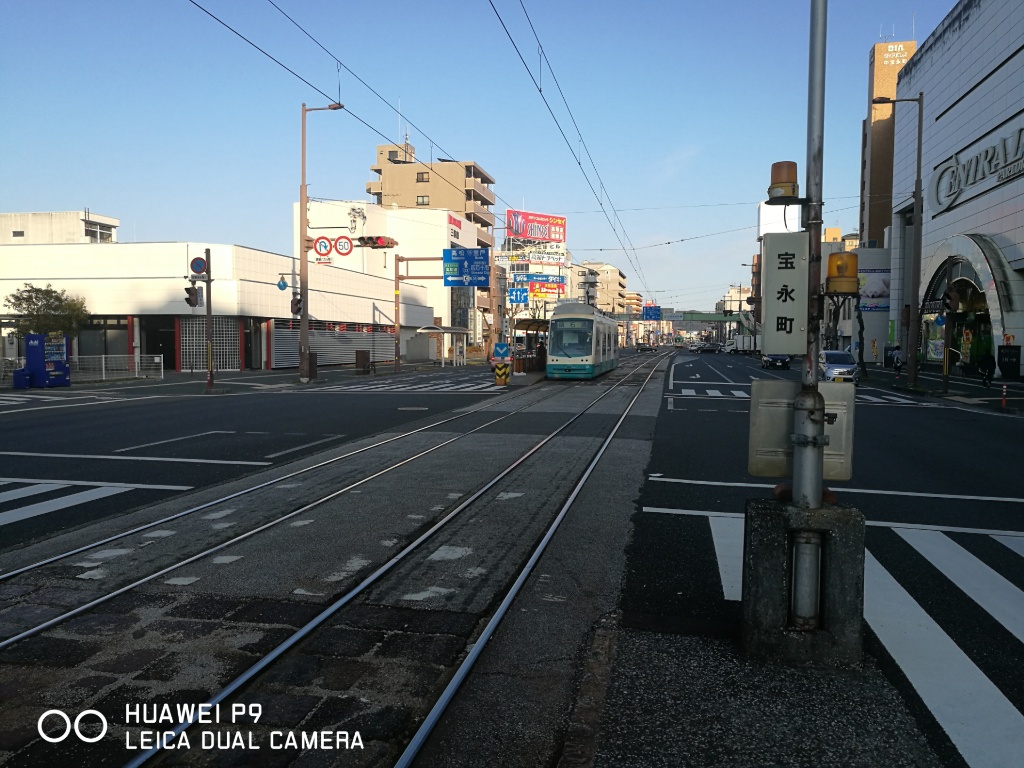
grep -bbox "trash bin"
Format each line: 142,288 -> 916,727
998,345 -> 1020,381
12,369 -> 31,389
355,349 -> 370,375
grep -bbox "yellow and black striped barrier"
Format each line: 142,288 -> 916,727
494,362 -> 510,385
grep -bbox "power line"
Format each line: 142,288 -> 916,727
487,0 -> 652,295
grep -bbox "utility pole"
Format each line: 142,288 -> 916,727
205,248 -> 213,393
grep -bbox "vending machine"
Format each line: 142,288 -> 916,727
24,332 -> 71,387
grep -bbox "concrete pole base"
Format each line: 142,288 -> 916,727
741,498 -> 865,666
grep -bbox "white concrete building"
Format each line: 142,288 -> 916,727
1,211 -> 433,369
889,0 -> 1024,375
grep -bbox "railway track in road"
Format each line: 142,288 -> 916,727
0,354 -> 666,766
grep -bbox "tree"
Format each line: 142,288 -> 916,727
3,283 -> 91,337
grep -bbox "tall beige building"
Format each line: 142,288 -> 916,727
366,142 -> 496,248
859,40 -> 917,248
577,261 -> 627,314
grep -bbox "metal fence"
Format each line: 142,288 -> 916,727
70,355 -> 164,382
2,355 -> 164,385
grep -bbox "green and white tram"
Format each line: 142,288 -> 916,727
546,302 -> 619,380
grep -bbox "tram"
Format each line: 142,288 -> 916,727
545,302 -> 620,380
673,335 -> 687,348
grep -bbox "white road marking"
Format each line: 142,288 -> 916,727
0,483 -> 69,503
0,487 -> 131,527
996,536 -> 1024,557
292,588 -> 325,596
647,476 -> 1024,504
290,520 -> 315,527
708,515 -> 744,601
641,507 -> 1024,538
211,522 -> 236,529
496,492 -> 524,500
0,452 -> 269,466
677,388 -> 697,397
90,549 -> 133,559
264,435 -> 346,459
0,476 -> 191,491
212,556 -> 242,564
895,529 -> 1024,644
164,577 -> 200,586
76,569 -> 107,580
201,509 -> 235,519
143,530 -> 176,538
864,551 -> 1024,768
706,390 -> 724,397
731,390 -> 750,398
114,431 -> 235,453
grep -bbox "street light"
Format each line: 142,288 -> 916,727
298,101 -> 343,382
873,92 -> 924,388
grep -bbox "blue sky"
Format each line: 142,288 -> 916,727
1,0 -> 953,310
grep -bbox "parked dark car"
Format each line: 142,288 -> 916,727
697,342 -> 722,353
636,342 -> 656,352
761,353 -> 791,369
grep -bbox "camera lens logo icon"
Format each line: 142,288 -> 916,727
38,710 -> 107,743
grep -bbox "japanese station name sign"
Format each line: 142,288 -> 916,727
761,232 -> 810,355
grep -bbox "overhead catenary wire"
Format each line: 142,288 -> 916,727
487,0 -> 653,296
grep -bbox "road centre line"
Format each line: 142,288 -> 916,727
647,476 -> 1024,504
641,507 -> 1024,538
114,431 -> 236,453
0,452 -> 270,466
0,395 -> 166,415
264,435 -> 346,458
0,477 -> 192,491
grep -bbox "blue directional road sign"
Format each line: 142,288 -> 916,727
443,248 -> 490,287
642,305 -> 662,321
508,287 -> 529,304
493,342 -> 510,360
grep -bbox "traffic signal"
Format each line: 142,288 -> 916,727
723,309 -> 734,316
942,289 -> 960,312
357,235 -> 398,249
290,294 -> 302,315
184,286 -> 199,307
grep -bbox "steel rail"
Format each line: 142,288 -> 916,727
0,383 -> 546,582
123,355 -> 665,767
395,359 -> 662,766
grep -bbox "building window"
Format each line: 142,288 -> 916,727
84,221 -> 113,242
416,171 -> 430,182
416,196 -> 429,206
388,150 -> 398,161
12,230 -> 24,237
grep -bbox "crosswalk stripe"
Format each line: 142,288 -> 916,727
864,550 -> 1024,767
996,536 -> 1024,558
858,395 -> 885,402
731,390 -> 750,398
0,486 -> 132,527
706,389 -> 723,397
708,515 -> 743,600
0,483 -> 69,504
895,529 -> 1024,644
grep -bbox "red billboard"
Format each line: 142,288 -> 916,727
506,209 -> 566,243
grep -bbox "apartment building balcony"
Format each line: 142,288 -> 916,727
465,178 -> 496,205
366,180 -> 382,197
475,229 -> 495,248
465,201 -> 495,228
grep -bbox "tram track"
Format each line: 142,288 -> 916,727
0,355 -> 667,767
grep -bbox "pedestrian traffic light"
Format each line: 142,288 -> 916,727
184,286 -> 199,307
357,236 -> 398,249
943,289 -> 960,312
290,294 -> 302,315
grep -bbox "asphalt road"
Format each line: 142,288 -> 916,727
0,367 -> 505,549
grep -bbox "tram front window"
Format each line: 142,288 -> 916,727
550,319 -> 594,358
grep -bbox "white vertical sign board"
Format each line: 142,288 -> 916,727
761,232 -> 810,355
